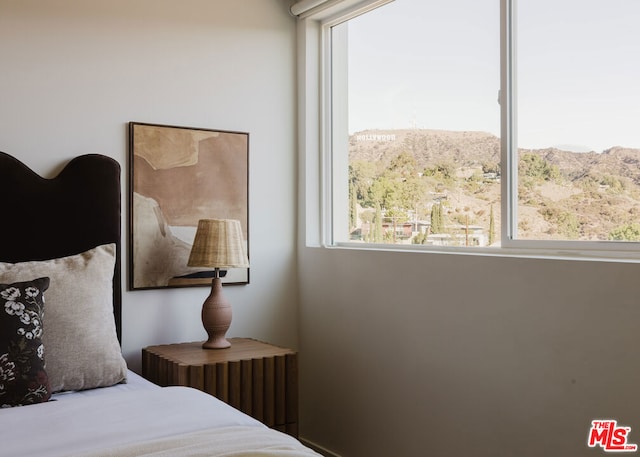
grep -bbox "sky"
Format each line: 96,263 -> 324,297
345,0 -> 640,152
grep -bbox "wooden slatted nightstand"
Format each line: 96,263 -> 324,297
141,338 -> 298,437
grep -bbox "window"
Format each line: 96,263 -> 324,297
331,0 -> 500,247
515,0 -> 640,244
298,0 -> 640,256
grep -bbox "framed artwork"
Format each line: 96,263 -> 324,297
129,122 -> 249,290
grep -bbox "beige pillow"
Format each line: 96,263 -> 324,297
0,244 -> 127,392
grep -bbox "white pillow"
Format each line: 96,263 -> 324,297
0,244 -> 127,392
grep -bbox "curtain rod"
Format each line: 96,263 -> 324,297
290,0 -> 348,17
290,0 -> 327,16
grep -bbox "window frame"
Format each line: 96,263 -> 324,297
297,0 -> 640,261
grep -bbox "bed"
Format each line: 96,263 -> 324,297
0,151 -> 320,457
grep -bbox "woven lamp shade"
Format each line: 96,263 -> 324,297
188,219 -> 249,269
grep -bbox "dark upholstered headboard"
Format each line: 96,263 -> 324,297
0,151 -> 122,341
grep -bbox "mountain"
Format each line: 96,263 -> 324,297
350,129 -> 500,169
349,129 -> 640,242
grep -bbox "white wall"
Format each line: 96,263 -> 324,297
298,247 -> 640,456
0,0 -> 299,372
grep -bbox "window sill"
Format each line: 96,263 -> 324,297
323,241 -> 640,264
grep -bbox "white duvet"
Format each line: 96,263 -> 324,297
0,372 -> 319,457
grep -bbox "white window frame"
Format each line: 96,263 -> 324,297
296,0 -> 640,261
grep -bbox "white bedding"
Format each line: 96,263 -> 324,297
72,426 -> 320,457
50,370 -> 160,401
0,371 -> 319,457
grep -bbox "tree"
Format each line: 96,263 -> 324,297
430,202 -> 445,234
352,152 -> 431,243
609,223 -> 640,241
388,151 -> 417,178
349,160 -> 378,208
488,204 -> 496,245
372,201 -> 384,243
412,231 -> 427,244
519,153 -> 560,182
401,174 -> 428,219
542,207 -> 580,239
423,162 -> 455,180
369,153 -> 427,227
349,182 -> 358,230
482,161 -> 500,175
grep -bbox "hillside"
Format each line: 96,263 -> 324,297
349,129 -> 640,243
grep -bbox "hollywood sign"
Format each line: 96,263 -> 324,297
355,134 -> 396,142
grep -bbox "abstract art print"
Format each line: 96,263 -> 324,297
129,122 -> 249,290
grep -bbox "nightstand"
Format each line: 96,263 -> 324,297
141,338 -> 298,437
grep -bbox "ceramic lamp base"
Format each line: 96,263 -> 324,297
201,277 -> 232,349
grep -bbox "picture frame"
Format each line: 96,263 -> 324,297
129,122 -> 249,290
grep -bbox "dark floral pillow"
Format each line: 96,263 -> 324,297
0,277 -> 51,407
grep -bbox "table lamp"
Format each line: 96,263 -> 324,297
187,219 -> 249,349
